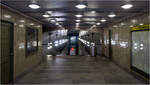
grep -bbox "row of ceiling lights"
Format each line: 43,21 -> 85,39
28,0 -> 133,10
87,2 -> 133,29
75,1 -> 133,10
3,14 -> 41,28
28,0 -> 134,29
43,11 -> 63,28
28,0 -> 63,28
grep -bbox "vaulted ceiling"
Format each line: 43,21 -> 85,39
1,0 -> 149,31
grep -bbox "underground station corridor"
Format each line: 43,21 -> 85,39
0,0 -> 150,84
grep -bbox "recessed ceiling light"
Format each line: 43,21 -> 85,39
139,23 -> 143,25
4,14 -> 11,18
54,43 -> 59,47
121,23 -> 125,26
93,25 -> 96,27
14,23 -> 17,26
56,23 -> 59,25
131,19 -> 137,23
76,20 -> 81,22
47,11 -> 52,14
91,11 -> 96,13
30,23 -> 34,25
19,24 -> 25,28
76,3 -> 87,9
108,13 -> 116,18
28,4 -> 40,9
43,14 -> 50,18
75,14 -> 83,18
19,19 -> 25,23
100,18 -> 106,22
130,25 -> 133,27
113,25 -> 118,28
50,19 -> 56,22
59,25 -> 62,28
96,22 -> 101,25
76,25 -> 79,27
121,4 -> 133,9
37,25 -> 41,28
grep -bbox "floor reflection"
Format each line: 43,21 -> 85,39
16,56 -> 147,84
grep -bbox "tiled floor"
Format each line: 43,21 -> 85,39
16,56 -> 147,84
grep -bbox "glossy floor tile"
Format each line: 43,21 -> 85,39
16,56 -> 147,84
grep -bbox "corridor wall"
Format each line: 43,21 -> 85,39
102,13 -> 149,71
1,5 -> 43,80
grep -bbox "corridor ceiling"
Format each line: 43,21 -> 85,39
1,0 -> 149,31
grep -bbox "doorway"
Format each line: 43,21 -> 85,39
1,20 -> 14,84
109,30 -> 112,59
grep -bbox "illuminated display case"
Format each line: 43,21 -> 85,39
131,24 -> 150,79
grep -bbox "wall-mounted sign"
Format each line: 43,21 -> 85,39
131,24 -> 149,31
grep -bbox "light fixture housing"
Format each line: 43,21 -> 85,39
108,12 -> 116,18
28,0 -> 40,9
76,3 -> 87,9
28,4 -> 40,9
121,4 -> 133,9
100,18 -> 106,22
75,14 -> 83,18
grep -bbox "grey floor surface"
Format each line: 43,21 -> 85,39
16,56 -> 148,84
